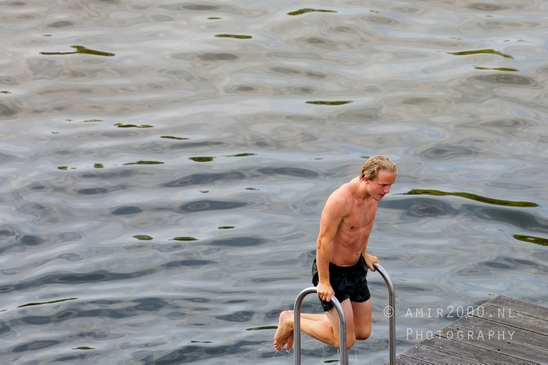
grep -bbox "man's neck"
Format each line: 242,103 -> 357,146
353,177 -> 371,201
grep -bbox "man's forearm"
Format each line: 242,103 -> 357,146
316,238 -> 331,283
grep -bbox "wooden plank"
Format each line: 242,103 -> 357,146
394,339 -> 484,364
440,318 -> 548,364
391,295 -> 548,364
470,296 -> 548,336
392,354 -> 424,365
393,353 -> 484,365
488,295 -> 548,322
446,314 -> 548,350
399,336 -> 538,365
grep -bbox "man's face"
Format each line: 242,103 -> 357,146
366,170 -> 397,201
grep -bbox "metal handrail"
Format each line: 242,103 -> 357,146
293,287 -> 348,365
374,263 -> 396,365
292,263 -> 395,365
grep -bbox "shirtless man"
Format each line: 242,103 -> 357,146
274,155 -> 397,352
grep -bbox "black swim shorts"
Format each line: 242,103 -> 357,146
311,255 -> 370,311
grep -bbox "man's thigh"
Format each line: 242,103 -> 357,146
351,299 -> 372,338
326,298 -> 354,333
326,299 -> 372,342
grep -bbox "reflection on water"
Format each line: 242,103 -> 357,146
403,189 -> 539,207
288,8 -> 338,16
1,0 -> 548,364
215,34 -> 253,40
513,234 -> 548,247
40,45 -> 115,57
448,49 -> 513,59
474,66 -> 519,72
306,100 -> 354,106
18,298 -> 78,308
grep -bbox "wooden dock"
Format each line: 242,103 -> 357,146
393,295 -> 548,364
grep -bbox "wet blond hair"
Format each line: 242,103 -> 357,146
360,155 -> 398,181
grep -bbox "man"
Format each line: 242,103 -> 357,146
274,155 -> 397,352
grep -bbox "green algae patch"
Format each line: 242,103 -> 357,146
448,49 -> 513,59
475,67 -> 518,72
215,34 -> 252,39
123,161 -> 164,166
172,236 -> 198,241
115,123 -> 153,128
306,100 -> 353,106
161,136 -> 189,140
134,235 -> 153,241
218,226 -> 234,230
513,234 -> 548,246
189,156 -> 214,162
19,298 -> 78,308
40,45 -> 115,57
73,346 -> 95,350
94,163 -> 104,168
288,8 -> 337,16
246,325 -> 277,331
226,153 -> 256,157
403,189 -> 539,208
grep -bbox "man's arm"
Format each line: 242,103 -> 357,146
316,192 -> 348,303
362,220 -> 379,271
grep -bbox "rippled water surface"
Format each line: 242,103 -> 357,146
1,0 -> 548,364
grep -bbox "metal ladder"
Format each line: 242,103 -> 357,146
293,263 -> 395,365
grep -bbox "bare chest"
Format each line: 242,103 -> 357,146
340,201 -> 377,232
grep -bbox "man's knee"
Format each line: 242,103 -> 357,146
346,335 -> 356,350
333,335 -> 356,350
356,332 -> 370,341
355,326 -> 371,341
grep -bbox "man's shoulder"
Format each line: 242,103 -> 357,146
334,178 -> 360,195
331,181 -> 352,196
327,183 -> 354,207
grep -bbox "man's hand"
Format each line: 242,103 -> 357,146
316,281 -> 334,303
364,253 -> 379,271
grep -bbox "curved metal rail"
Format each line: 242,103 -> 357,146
374,263 -> 396,365
293,287 -> 348,365
292,263 -> 395,365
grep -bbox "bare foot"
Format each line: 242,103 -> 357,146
273,310 -> 294,352
286,325 -> 294,352
285,310 -> 294,351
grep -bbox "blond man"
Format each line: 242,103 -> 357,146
274,156 -> 397,351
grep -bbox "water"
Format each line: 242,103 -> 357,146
1,0 -> 547,364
